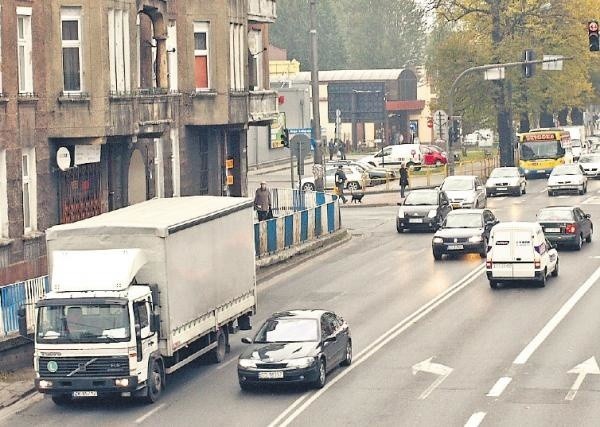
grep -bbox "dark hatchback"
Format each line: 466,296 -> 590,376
237,310 -> 352,390
397,189 -> 452,232
432,209 -> 499,260
537,206 -> 593,250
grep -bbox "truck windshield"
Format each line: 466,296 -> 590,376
37,303 -> 130,343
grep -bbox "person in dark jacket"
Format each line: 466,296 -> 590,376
334,165 -> 348,204
399,163 -> 409,199
328,139 -> 336,160
254,181 -> 272,221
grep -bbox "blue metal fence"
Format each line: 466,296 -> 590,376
0,276 -> 49,336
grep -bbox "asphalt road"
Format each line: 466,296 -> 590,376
5,178 -> 600,427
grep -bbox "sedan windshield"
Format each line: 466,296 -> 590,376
442,178 -> 474,191
551,165 -> 580,176
538,209 -> 574,222
37,303 -> 130,343
254,318 -> 319,343
445,213 -> 483,228
404,191 -> 438,206
579,155 -> 600,163
490,168 -> 518,178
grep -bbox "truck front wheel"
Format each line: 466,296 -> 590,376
145,358 -> 164,403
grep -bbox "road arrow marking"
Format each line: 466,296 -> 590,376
565,357 -> 600,401
412,357 -> 453,399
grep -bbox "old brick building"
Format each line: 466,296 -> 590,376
0,0 -> 278,287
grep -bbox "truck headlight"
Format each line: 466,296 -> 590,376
469,235 -> 483,243
115,378 -> 130,387
238,359 -> 257,369
433,237 -> 443,244
428,210 -> 437,218
39,380 -> 53,389
285,357 -> 315,369
398,209 -> 405,218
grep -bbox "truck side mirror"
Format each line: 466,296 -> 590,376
135,324 -> 141,339
18,307 -> 28,337
150,313 -> 160,333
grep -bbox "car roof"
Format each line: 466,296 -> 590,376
408,188 -> 439,193
492,221 -> 540,231
493,166 -> 518,170
447,209 -> 485,215
269,309 -> 328,320
445,175 -> 476,179
539,206 -> 575,211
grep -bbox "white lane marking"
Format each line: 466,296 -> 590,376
513,265 -> 600,365
412,357 -> 453,400
486,376 -> 512,397
269,265 -> 485,427
135,403 -> 166,424
216,356 -> 239,371
464,412 -> 487,427
565,357 -> 600,401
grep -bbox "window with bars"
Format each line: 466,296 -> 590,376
193,22 -> 210,90
61,7 -> 83,93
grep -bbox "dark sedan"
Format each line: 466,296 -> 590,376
237,310 -> 351,390
537,206 -> 593,250
397,189 -> 452,232
432,209 -> 499,260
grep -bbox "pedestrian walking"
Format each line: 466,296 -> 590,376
338,139 -> 347,160
254,181 -> 272,221
328,139 -> 336,161
334,165 -> 348,204
399,163 -> 409,199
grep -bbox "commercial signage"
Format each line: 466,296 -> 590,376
270,112 -> 286,149
524,133 -> 557,142
75,145 -> 101,165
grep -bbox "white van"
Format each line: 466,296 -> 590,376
486,222 -> 559,289
361,144 -> 423,170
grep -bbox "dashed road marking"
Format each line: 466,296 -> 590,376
487,376 -> 512,397
464,412 -> 487,427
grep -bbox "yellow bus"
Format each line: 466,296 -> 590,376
517,128 -> 571,178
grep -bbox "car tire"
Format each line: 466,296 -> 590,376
548,190 -> 554,197
302,183 -> 315,191
347,181 -> 360,191
489,280 -> 499,289
574,234 -> 583,250
551,260 -> 559,277
538,269 -> 547,288
209,328 -> 227,363
341,340 -> 352,367
313,359 -> 327,389
579,185 -> 585,195
51,394 -> 72,406
396,224 -> 404,233
586,228 -> 593,243
479,239 -> 488,258
522,185 -> 527,195
433,250 -> 443,261
144,358 -> 165,403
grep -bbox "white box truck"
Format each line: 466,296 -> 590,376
19,197 -> 256,404
563,125 -> 587,160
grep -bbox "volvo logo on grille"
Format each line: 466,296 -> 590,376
47,360 -> 58,373
454,238 -> 458,243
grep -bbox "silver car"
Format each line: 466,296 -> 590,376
578,153 -> 600,178
547,164 -> 587,196
441,175 -> 487,209
485,167 -> 527,196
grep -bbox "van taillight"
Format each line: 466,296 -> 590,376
486,260 -> 492,268
566,224 -> 576,234
534,256 -> 541,268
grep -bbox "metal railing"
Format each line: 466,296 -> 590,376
0,276 -> 49,336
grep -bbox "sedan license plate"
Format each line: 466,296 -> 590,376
258,371 -> 284,380
447,244 -> 463,250
545,228 -> 560,233
72,391 -> 97,397
409,218 -> 423,223
538,170 -> 546,174
496,187 -> 507,191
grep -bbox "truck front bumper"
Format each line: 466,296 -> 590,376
36,376 -> 139,395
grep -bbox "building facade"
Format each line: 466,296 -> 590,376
0,0 -> 277,287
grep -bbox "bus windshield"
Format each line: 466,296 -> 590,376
520,141 -> 565,161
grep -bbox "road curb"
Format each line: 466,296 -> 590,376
256,229 -> 351,284
342,203 -> 400,208
0,383 -> 37,411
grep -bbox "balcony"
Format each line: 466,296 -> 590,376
248,90 -> 278,124
247,0 -> 276,23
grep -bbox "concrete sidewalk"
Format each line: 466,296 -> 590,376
0,368 -> 35,410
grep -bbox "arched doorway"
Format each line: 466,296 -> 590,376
128,149 -> 147,205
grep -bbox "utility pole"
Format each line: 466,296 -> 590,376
309,0 -> 324,192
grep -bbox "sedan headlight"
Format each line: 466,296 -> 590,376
428,210 -> 437,218
285,357 -> 315,369
398,209 -> 405,218
433,237 -> 443,244
238,359 -> 258,369
468,235 -> 483,243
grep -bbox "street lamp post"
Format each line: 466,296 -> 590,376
309,0 -> 324,192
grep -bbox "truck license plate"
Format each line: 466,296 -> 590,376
447,244 -> 463,250
72,391 -> 98,397
409,218 -> 423,223
258,371 -> 284,380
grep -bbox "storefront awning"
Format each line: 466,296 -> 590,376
386,100 -> 425,111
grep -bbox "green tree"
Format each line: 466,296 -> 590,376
270,0 -> 348,70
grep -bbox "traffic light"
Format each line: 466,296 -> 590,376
450,119 -> 461,146
282,128 -> 290,148
523,49 -> 535,78
589,21 -> 599,52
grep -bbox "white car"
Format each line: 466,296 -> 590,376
485,167 -> 527,197
547,164 -> 587,196
300,165 -> 369,192
578,153 -> 600,178
486,222 -> 559,289
441,175 -> 487,209
361,144 -> 423,171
